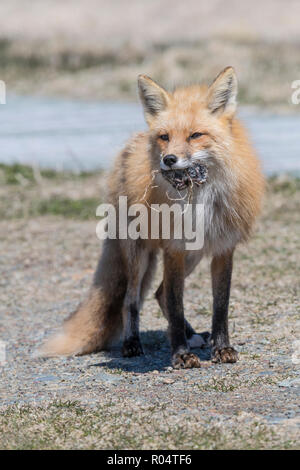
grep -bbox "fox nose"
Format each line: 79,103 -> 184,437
163,154 -> 177,167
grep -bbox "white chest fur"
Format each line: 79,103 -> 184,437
195,181 -> 241,256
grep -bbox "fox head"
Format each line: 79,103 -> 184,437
138,67 -> 238,172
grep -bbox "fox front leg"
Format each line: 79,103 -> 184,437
155,281 -> 210,349
163,250 -> 202,369
155,250 -> 210,350
122,302 -> 144,357
122,287 -> 144,358
121,245 -> 148,358
211,251 -> 238,363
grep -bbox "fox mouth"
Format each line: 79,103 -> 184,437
161,163 -> 208,191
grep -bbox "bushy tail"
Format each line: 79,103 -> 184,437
39,239 -> 127,356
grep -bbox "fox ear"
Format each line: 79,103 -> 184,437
207,66 -> 237,116
138,75 -> 169,123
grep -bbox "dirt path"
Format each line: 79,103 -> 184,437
0,176 -> 299,449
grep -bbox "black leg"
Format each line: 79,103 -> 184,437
163,250 -> 201,368
122,301 -> 144,357
155,281 -> 196,338
211,250 -> 238,363
121,245 -> 148,358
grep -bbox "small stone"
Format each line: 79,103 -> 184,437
34,375 -> 61,383
161,378 -> 175,384
93,372 -> 123,384
278,378 -> 300,388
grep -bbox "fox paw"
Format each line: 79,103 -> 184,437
172,352 -> 202,369
122,338 -> 144,357
212,347 -> 238,364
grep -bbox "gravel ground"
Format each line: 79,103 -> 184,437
0,173 -> 299,449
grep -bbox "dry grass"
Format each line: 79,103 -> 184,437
0,0 -> 299,107
0,401 -> 297,450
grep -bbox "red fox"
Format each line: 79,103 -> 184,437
41,67 -> 264,368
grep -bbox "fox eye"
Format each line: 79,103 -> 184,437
190,132 -> 203,140
159,134 -> 169,141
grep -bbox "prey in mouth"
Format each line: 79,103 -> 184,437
161,163 -> 208,191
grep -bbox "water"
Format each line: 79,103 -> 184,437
0,95 -> 299,174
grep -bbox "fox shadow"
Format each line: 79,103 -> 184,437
89,329 -> 211,374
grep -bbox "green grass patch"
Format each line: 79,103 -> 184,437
35,196 -> 100,219
0,194 -> 101,220
0,163 -> 96,185
267,175 -> 300,195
